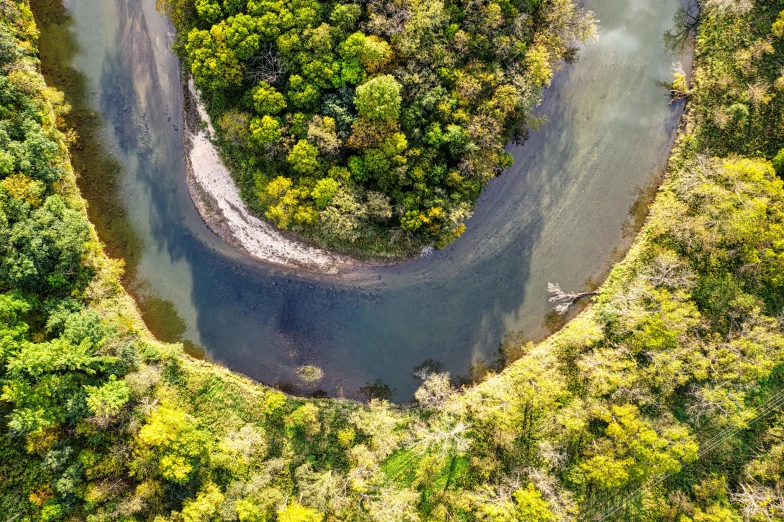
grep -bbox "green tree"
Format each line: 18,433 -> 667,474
524,44 -> 552,88
223,0 -> 246,16
773,147 -> 784,175
772,10 -> 784,38
219,14 -> 262,60
311,177 -> 339,208
186,29 -> 244,91
443,124 -> 469,156
277,502 -> 324,522
259,176 -> 317,228
287,139 -> 320,175
330,4 -> 362,32
424,122 -> 444,147
580,404 -> 698,490
0,148 -> 13,176
249,115 -> 282,148
0,292 -> 30,365
133,405 -> 210,484
236,498 -> 267,521
8,127 -> 62,183
354,75 -> 401,121
285,403 -> 321,438
2,310 -> 116,434
181,482 -> 225,522
340,32 -> 392,79
263,390 -> 287,418
84,375 -> 131,424
513,485 -> 554,521
302,59 -> 338,89
287,75 -> 321,109
195,0 -> 221,23
252,81 -> 287,115
0,195 -> 89,293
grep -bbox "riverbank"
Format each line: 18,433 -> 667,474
181,77 -> 356,274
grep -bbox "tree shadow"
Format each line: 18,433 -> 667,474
31,0 -> 145,278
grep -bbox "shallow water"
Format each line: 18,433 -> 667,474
33,0 -> 688,400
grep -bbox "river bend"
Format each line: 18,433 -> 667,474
33,0 -> 688,399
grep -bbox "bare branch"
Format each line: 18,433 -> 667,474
245,46 -> 287,85
547,282 -> 597,315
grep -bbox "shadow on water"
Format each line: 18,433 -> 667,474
94,1 -> 194,341
32,0 -> 689,400
34,1 -> 211,362
31,0 -> 142,273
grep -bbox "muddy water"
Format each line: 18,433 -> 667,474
33,0 -> 688,399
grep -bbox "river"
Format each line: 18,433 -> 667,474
32,0 -> 688,400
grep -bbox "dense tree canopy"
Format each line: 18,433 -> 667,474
165,0 -> 597,256
0,4 -> 139,519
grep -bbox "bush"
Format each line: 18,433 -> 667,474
773,147 -> 784,175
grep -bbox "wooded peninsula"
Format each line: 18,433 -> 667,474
161,0 -> 595,258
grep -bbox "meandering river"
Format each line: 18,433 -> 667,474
32,0 -> 688,399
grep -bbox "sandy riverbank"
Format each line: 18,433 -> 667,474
181,78 -> 355,274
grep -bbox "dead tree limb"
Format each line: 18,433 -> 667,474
245,46 -> 287,85
547,282 -> 597,315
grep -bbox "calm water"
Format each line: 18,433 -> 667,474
33,0 -> 688,399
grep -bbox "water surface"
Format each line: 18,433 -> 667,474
33,0 -> 688,399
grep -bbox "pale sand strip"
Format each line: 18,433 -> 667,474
182,78 -> 353,274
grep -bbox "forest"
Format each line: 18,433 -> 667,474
1,0 -> 784,521
159,0 -> 596,257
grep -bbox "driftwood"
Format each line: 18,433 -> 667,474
668,88 -> 691,104
547,282 -> 597,315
